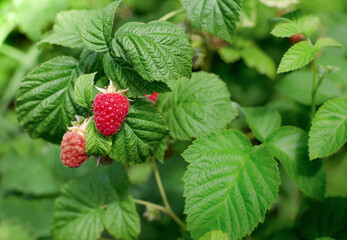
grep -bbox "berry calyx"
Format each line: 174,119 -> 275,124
61,118 -> 91,168
93,81 -> 130,136
144,92 -> 158,103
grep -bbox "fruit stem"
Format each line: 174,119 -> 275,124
133,199 -> 167,213
151,158 -> 187,230
159,9 -> 184,21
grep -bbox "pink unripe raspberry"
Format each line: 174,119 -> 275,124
61,130 -> 88,168
93,82 -> 129,136
145,92 -> 158,103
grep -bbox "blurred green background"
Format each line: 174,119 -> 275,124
0,0 -> 346,239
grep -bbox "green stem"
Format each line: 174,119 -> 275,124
151,159 -> 187,231
0,43 -> 26,62
159,9 -> 184,21
133,199 -> 167,213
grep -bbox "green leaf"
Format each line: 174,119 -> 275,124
241,45 -> 276,79
154,137 -> 168,163
81,1 -> 121,52
16,56 -> 86,144
315,37 -> 343,51
110,100 -> 168,164
0,197 -> 54,238
218,47 -> 242,64
0,221 -> 35,240
38,10 -> 90,49
242,106 -> 281,142
183,130 -> 280,239
80,49 -> 105,74
239,0 -> 257,28
105,196 -> 141,240
160,72 -> 237,140
315,238 -> 335,240
114,20 -> 192,82
86,120 -> 112,156
276,70 -> 341,106
103,52 -> 171,97
271,22 -> 299,38
309,98 -> 347,160
298,197 -> 347,239
266,126 -> 326,199
260,0 -> 299,8
74,72 -> 96,108
182,0 -> 243,43
199,230 -> 229,240
277,41 -> 316,73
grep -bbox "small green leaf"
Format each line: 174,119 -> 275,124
103,52 -> 171,97
309,98 -> 347,160
277,41 -> 316,73
183,130 -> 280,239
86,120 -> 112,156
110,100 -> 168,164
199,231 -> 229,240
182,0 -> 243,43
271,22 -> 299,38
243,106 -> 281,142
114,21 -> 192,82
74,72 -> 96,108
218,47 -> 242,64
315,37 -> 343,51
16,56 -> 86,144
276,70 -> 341,106
38,10 -> 90,49
160,72 -> 237,140
105,196 -> 141,240
266,126 -> 326,199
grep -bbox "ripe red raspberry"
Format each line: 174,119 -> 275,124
93,82 -> 129,136
145,92 -> 158,103
61,129 -> 88,168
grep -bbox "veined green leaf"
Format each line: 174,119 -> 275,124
74,72 -> 96,108
199,230 -> 229,240
114,21 -> 192,82
315,37 -> 343,51
277,41 -> 316,73
267,127 -> 326,199
110,100 -> 168,164
183,130 -> 280,239
16,56 -> 86,144
80,49 -> 105,74
243,106 -> 281,142
103,52 -> 171,97
309,98 -> 347,160
86,120 -> 112,156
160,72 -> 237,140
182,0 -> 242,43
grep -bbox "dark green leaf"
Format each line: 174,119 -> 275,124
74,72 -> 96,108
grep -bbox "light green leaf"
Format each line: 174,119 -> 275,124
199,230 -> 229,240
315,37 -> 343,51
260,0 -> 299,8
309,98 -> 347,160
0,221 -> 35,240
127,163 -> 153,185
38,10 -> 90,49
114,21 -> 192,82
16,56 -> 86,144
218,47 -> 242,64
110,100 -> 168,164
277,41 -> 316,73
160,72 -> 237,140
239,0 -> 257,28
241,45 -> 276,79
105,196 -> 140,240
276,70 -> 341,106
266,127 -> 326,199
103,52 -> 171,97
243,106 -> 281,142
81,1 -> 121,52
183,130 -> 280,239
74,72 -> 96,108
271,22 -> 299,38
182,0 -> 242,43
86,120 -> 112,156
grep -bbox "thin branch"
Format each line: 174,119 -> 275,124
159,9 -> 184,21
133,199 -> 167,213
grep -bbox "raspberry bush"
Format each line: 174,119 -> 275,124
1,0 -> 347,239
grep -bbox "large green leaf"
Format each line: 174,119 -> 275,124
159,72 -> 237,140
183,130 -> 280,239
276,70 -> 341,105
105,196 -> 141,240
277,41 -> 316,73
103,52 -> 171,97
309,98 -> 347,160
38,10 -> 89,49
182,0 -> 242,43
114,21 -> 192,82
266,127 -> 326,199
81,1 -> 121,52
16,56 -> 86,143
110,100 -> 168,164
86,120 -> 112,156
315,37 -> 343,51
243,106 -> 281,142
